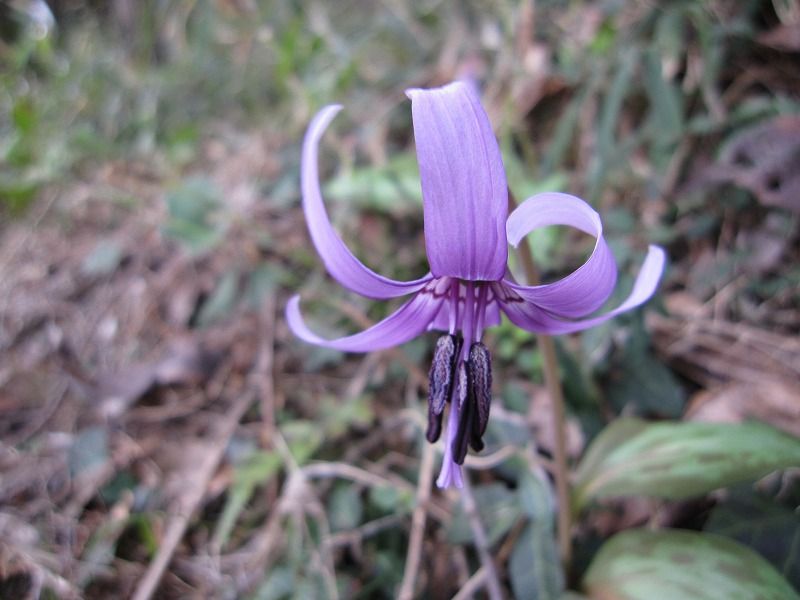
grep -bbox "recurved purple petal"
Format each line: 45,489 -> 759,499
302,105 -> 432,299
496,245 -> 666,334
407,81 -> 508,281
285,291 -> 443,352
505,192 -> 617,318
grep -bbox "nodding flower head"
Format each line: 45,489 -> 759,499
287,80 -> 666,489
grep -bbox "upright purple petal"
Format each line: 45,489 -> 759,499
302,105 -> 432,299
497,245 -> 666,334
407,81 -> 508,281
505,192 -> 618,318
286,291 -> 443,352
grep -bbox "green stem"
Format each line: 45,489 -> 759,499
508,189 -> 572,567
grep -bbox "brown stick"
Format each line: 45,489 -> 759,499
460,475 -> 505,600
131,388 -> 254,600
397,441 -> 436,600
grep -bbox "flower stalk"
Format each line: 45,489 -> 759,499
509,188 -> 572,566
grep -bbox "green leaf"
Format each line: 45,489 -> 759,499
12,98 -> 38,134
643,48 -> 683,145
244,265 -> 283,309
0,175 -> 39,214
448,483 -> 520,546
325,153 -> 422,215
574,419 -> 800,509
319,393 -> 374,438
212,450 -> 281,549
510,473 -> 564,600
196,271 -> 240,327
69,427 -> 109,476
328,484 -> 363,532
584,529 -> 799,600
510,522 -> 563,600
368,485 -> 414,513
606,323 -> 686,418
252,565 -> 295,600
81,240 -> 123,276
587,49 -> 636,202
542,86 -> 589,174
281,420 -> 323,465
163,177 -> 224,254
704,488 -> 800,590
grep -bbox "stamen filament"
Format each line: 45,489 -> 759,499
474,283 -> 488,342
448,279 -> 459,335
462,281 -> 475,361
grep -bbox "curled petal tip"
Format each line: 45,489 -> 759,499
647,244 -> 667,265
499,242 -> 666,335
504,192 -> 617,318
301,104 -> 431,299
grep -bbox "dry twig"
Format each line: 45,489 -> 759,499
131,389 -> 254,600
397,441 -> 436,600
460,475 -> 505,600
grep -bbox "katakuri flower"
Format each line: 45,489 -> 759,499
286,80 -> 666,489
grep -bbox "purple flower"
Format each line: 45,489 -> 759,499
287,81 -> 665,489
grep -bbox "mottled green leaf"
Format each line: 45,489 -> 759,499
574,419 -> 800,509
584,529 -> 799,600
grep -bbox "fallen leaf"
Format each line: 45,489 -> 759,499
758,24 -> 800,52
686,380 -> 800,438
699,116 -> 800,213
95,338 -> 214,419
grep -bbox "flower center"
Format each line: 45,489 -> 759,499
426,279 -> 493,465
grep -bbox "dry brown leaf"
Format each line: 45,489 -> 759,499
650,293 -> 800,387
758,24 -> 800,52
686,380 -> 800,437
94,338 -> 213,419
527,385 -> 584,459
699,116 -> 800,213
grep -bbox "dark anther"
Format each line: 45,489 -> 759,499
426,410 -> 444,444
452,343 -> 493,463
426,335 -> 460,443
453,362 -> 473,464
468,342 -> 492,439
